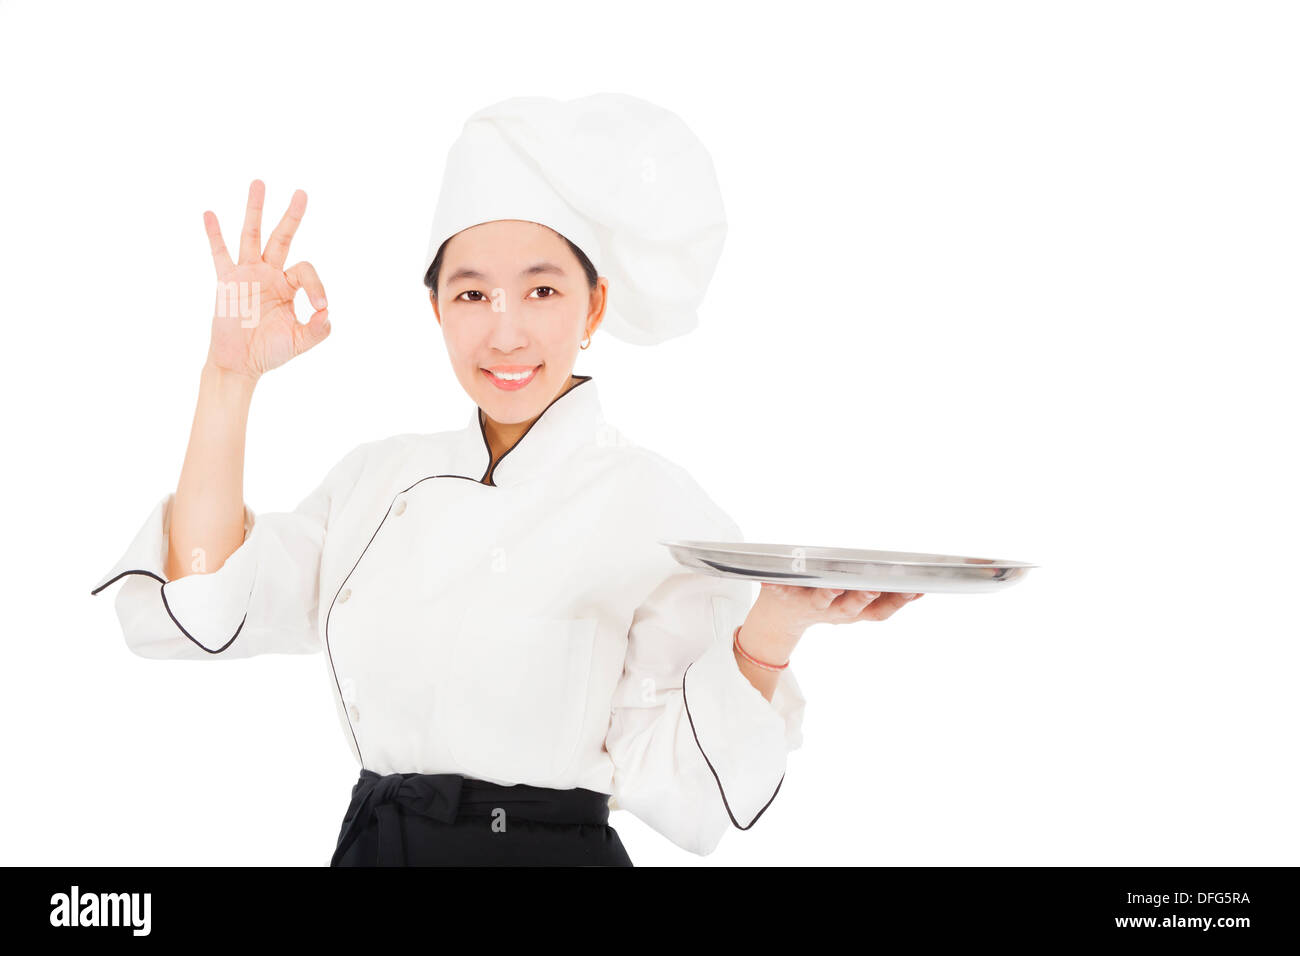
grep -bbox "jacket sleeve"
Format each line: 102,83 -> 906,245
604,468 -> 806,856
89,444 -> 370,660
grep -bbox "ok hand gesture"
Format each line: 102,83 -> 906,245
203,179 -> 330,381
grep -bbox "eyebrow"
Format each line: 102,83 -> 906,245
445,261 -> 568,286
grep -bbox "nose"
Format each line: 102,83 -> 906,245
485,301 -> 530,352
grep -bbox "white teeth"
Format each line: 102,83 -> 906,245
488,367 -> 536,381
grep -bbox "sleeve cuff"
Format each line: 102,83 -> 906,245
91,494 -> 261,654
681,623 -> 805,830
770,664 -> 807,752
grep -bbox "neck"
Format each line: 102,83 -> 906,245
480,374 -> 580,469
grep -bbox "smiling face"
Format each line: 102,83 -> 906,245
431,219 -> 607,425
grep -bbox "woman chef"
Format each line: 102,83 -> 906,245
90,93 -> 924,866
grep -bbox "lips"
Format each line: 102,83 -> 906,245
481,364 -> 541,391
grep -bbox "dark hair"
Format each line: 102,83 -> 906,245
423,229 -> 599,300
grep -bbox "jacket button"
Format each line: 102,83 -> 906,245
347,703 -> 360,722
394,499 -> 407,516
337,587 -> 352,604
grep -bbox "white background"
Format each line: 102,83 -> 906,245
2,0 -> 1296,867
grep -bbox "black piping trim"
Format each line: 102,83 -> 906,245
89,568 -> 248,655
478,374 -> 592,486
90,568 -> 164,595
324,372 -> 594,766
681,659 -> 785,831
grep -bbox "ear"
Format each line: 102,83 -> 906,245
586,277 -> 610,335
429,290 -> 442,328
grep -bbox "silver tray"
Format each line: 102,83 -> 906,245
659,540 -> 1037,594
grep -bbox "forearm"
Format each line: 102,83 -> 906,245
165,362 -> 257,580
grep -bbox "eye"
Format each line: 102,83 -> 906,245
455,290 -> 487,302
529,286 -> 557,299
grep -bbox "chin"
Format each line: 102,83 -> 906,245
472,365 -> 555,421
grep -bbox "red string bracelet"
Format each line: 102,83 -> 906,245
732,624 -> 789,671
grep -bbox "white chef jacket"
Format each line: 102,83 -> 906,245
91,374 -> 805,856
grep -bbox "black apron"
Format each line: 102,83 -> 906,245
330,769 -> 633,866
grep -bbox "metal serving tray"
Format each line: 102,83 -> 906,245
659,540 -> 1037,594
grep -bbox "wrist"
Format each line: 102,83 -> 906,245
200,361 -> 259,404
736,619 -> 801,665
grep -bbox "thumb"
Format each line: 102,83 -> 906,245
293,308 -> 331,356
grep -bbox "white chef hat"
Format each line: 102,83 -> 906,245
423,92 -> 728,346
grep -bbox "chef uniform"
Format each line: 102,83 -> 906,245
91,93 -> 806,866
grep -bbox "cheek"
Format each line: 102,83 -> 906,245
440,314 -> 481,358
541,324 -> 576,351
540,332 -> 579,367
538,305 -> 586,347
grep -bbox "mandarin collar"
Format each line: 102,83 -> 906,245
447,374 -> 603,487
